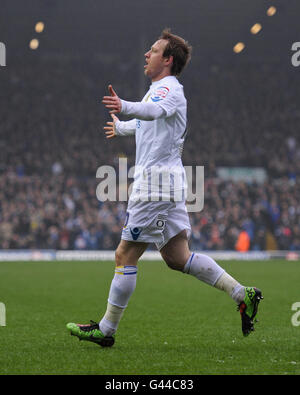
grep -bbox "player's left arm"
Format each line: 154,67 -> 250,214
102,84 -> 177,121
103,114 -> 136,139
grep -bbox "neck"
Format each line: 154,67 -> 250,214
151,70 -> 172,83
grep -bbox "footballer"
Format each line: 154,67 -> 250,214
67,29 -> 263,347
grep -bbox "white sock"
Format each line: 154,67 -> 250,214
99,304 -> 125,337
214,272 -> 245,304
183,253 -> 225,286
99,265 -> 137,336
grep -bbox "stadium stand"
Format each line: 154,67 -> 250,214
1,59 -> 299,251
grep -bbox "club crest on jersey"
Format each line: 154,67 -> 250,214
156,214 -> 167,229
151,86 -> 169,102
130,227 -> 142,241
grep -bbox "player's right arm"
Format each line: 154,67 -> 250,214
103,113 -> 136,139
102,84 -> 178,121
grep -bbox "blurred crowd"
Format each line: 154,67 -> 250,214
0,58 -> 299,251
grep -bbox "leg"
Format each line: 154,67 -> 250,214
160,230 -> 225,286
160,230 -> 191,271
115,239 -> 148,267
161,230 -> 245,297
99,240 -> 148,337
160,230 -> 263,336
98,198 -> 170,339
66,240 -> 148,347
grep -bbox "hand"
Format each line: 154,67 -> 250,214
103,113 -> 119,139
102,84 -> 122,114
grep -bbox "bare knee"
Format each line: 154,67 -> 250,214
115,240 -> 148,267
160,231 -> 191,272
160,251 -> 186,272
115,243 -> 131,266
115,246 -> 124,266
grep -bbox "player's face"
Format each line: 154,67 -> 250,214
144,39 -> 170,81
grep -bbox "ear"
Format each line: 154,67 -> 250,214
165,55 -> 173,68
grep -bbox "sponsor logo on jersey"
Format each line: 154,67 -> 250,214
130,227 -> 142,240
150,86 -> 169,102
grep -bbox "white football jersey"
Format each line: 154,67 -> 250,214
132,76 -> 187,202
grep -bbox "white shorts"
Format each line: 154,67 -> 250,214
121,199 -> 191,250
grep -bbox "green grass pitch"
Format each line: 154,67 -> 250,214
0,259 -> 299,375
